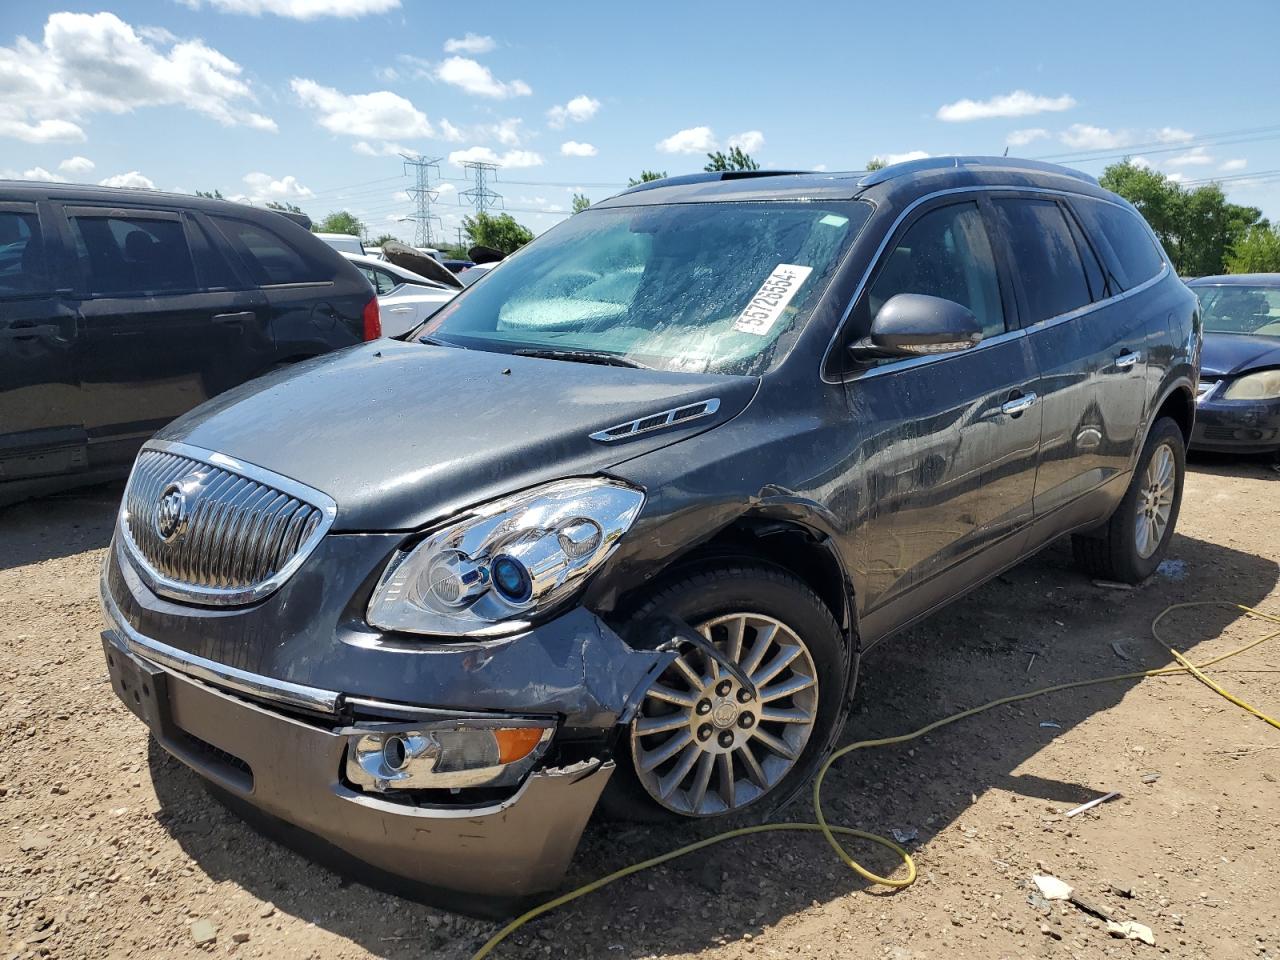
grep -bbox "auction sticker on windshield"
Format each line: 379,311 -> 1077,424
733,264 -> 814,336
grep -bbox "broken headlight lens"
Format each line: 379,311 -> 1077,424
367,478 -> 645,637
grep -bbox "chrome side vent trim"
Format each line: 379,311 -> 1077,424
118,440 -> 336,607
589,398 -> 721,443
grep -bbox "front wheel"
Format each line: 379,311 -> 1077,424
1072,416 -> 1186,583
602,563 -> 853,822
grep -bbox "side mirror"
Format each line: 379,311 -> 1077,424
850,293 -> 983,360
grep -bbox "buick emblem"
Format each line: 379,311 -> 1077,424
155,481 -> 191,543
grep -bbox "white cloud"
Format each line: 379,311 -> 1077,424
352,140 -> 414,157
1165,146 -> 1214,167
438,118 -> 465,142
1220,158 -> 1248,173
1006,127 -> 1049,147
434,57 -> 530,99
546,94 -> 600,128
480,118 -> 524,146
1059,124 -> 1131,150
560,140 -> 597,157
1155,127 -> 1194,143
443,33 -> 495,55
872,150 -> 930,166
728,130 -> 765,153
937,90 -> 1076,122
237,172 -> 313,205
179,0 -> 399,18
99,171 -> 156,190
292,78 -> 433,140
1130,156 -> 1154,170
1,165 -> 67,182
447,146 -> 542,168
58,155 -> 94,175
656,125 -> 717,154
1165,172 -> 1189,185
0,12 -> 276,144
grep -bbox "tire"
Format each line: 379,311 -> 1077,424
1072,417 -> 1185,583
601,562 -> 854,823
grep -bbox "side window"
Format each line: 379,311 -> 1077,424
990,199 -> 1092,325
373,269 -> 399,295
1072,199 -> 1165,291
208,216 -> 324,286
68,213 -> 196,296
0,209 -> 50,297
867,201 -> 1006,339
1063,209 -> 1108,301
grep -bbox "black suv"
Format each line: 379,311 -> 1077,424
99,157 -> 1199,901
0,182 -> 378,506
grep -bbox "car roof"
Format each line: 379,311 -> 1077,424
0,180 -> 314,228
316,232 -> 363,241
1187,273 -> 1280,287
594,156 -> 1112,209
340,251 -> 448,288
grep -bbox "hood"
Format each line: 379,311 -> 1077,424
157,341 -> 756,531
1200,332 -> 1280,377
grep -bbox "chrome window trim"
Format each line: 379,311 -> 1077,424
118,439 -> 337,607
848,328 -> 1028,382
102,580 -> 341,715
821,184 -> 1171,385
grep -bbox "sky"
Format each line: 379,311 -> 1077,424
3,0 -> 1279,245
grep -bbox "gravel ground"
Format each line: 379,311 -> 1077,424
2,455 -> 1277,960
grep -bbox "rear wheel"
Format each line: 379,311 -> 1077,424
603,563 -> 852,822
1072,417 -> 1185,582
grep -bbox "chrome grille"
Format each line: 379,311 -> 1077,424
119,442 -> 336,606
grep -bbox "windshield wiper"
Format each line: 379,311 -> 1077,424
513,347 -> 650,369
418,334 -> 464,348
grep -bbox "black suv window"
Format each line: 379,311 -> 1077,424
0,208 -> 50,297
209,216 -> 323,286
991,198 -> 1092,325
1072,198 -> 1164,291
868,201 -> 1006,339
68,212 -> 196,296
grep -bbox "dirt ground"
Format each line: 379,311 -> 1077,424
2,455 -> 1278,960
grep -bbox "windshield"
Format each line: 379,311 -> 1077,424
1193,284 -> 1280,337
422,200 -> 872,375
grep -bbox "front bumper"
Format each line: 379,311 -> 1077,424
102,627 -> 613,899
1191,395 -> 1280,453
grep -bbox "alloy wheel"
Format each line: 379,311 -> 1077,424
1135,441 -> 1176,559
630,613 -> 819,816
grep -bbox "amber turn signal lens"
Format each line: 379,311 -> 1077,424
496,727 -> 546,764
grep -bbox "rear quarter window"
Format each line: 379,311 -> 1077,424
1072,198 -> 1165,291
209,215 -> 329,286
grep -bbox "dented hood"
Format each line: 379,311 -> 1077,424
157,340 -> 755,531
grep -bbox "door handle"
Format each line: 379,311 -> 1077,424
1001,392 -> 1038,416
1,323 -> 59,340
1114,350 -> 1141,370
212,311 -> 255,325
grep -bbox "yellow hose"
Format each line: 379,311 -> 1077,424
471,601 -> 1280,959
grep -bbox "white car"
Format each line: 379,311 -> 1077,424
342,252 -> 457,336
316,232 -> 365,255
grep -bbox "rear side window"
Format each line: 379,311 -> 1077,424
0,209 -> 50,296
991,198 -> 1092,325
867,201 -> 1006,339
208,216 -> 325,286
68,213 -> 196,296
358,265 -> 397,295
1072,198 -> 1164,291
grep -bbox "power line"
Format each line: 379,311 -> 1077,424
401,153 -> 443,247
460,161 -> 502,214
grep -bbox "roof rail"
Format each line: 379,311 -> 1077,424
858,156 -> 1098,187
618,169 -> 813,196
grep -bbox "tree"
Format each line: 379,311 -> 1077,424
571,192 -> 591,214
1226,222 -> 1280,273
266,200 -> 303,214
194,189 -> 224,199
704,146 -> 759,172
463,212 -> 534,254
371,232 -> 399,247
628,170 -> 666,186
314,210 -> 364,237
864,157 -> 887,171
1099,160 -> 1263,276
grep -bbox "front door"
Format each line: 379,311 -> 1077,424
842,198 -> 1043,638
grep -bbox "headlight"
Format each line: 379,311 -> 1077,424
1222,369 -> 1280,401
367,478 -> 644,637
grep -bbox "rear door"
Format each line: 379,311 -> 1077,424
988,194 -> 1144,526
61,205 -> 270,473
0,200 -> 84,486
842,197 -> 1043,631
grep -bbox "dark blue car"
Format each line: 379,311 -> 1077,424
1187,274 -> 1280,456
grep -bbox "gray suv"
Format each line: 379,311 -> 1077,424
98,157 -> 1200,903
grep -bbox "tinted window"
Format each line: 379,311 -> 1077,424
1072,198 -> 1164,291
69,214 -> 196,296
0,210 -> 50,296
1064,208 -> 1108,301
209,216 -> 322,286
868,202 -> 1006,339
991,199 -> 1092,324
359,265 -> 397,295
